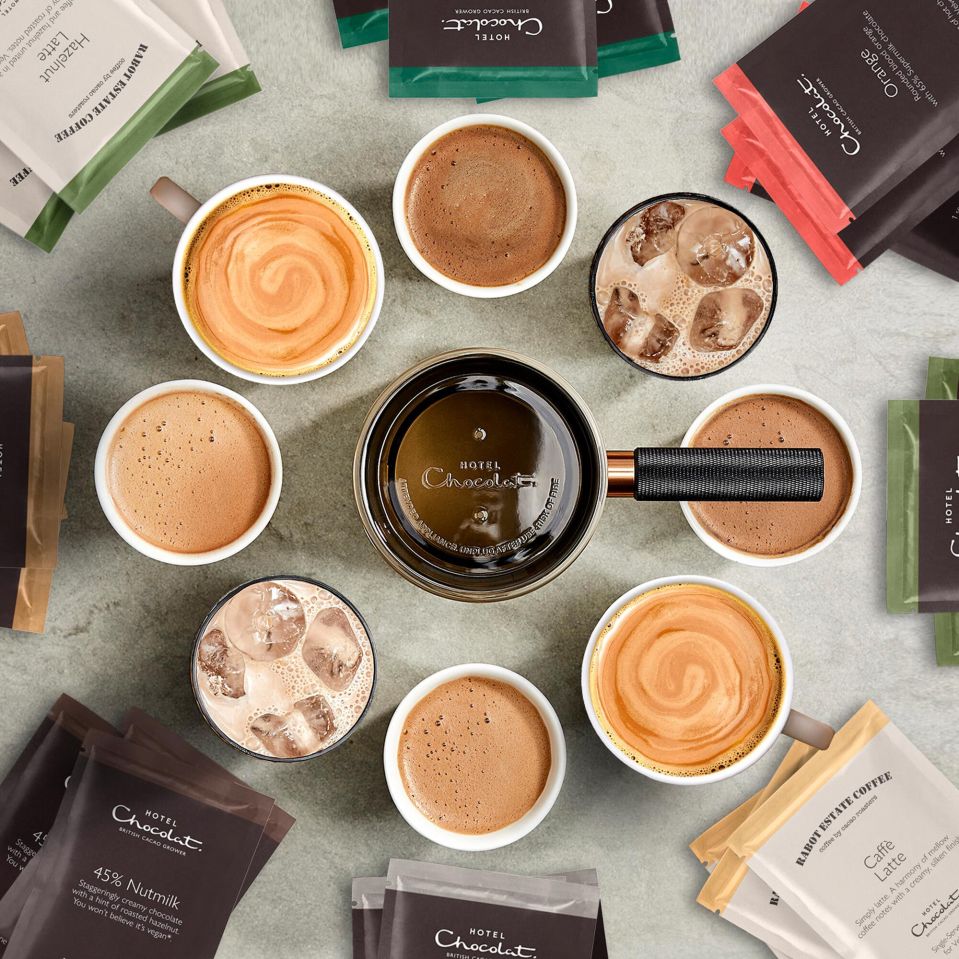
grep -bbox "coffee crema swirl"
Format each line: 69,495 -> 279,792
183,184 -> 377,376
590,584 -> 782,776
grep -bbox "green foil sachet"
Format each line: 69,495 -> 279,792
596,0 -> 679,79
332,0 -> 389,48
389,0 -> 598,99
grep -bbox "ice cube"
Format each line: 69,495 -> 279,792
689,289 -> 764,352
625,201 -> 686,266
250,712 -> 312,759
224,582 -> 305,662
603,287 -> 679,363
296,694 -> 337,748
302,607 -> 363,692
197,628 -> 246,699
676,206 -> 755,286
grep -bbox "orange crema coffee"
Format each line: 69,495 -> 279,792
590,584 -> 783,776
405,125 -> 567,287
183,184 -> 377,376
108,391 -> 272,553
399,677 -> 551,834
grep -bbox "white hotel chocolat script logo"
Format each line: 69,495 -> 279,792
434,927 -> 537,957
795,73 -> 861,156
112,805 -> 204,852
442,8 -> 543,38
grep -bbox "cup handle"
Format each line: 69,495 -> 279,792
151,176 -> 201,224
782,709 -> 835,750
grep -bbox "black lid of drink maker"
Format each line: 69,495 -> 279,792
354,351 -> 607,603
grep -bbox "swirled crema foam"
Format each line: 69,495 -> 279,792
182,184 -> 378,376
589,584 -> 783,776
194,578 -> 375,759
593,198 -> 774,377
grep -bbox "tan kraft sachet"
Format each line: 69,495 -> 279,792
696,742 -> 841,959
727,701 -> 959,958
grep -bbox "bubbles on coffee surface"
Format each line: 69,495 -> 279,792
593,197 -> 774,377
194,578 -> 374,759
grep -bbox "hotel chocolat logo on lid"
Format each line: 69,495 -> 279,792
433,926 -> 537,957
112,804 -> 204,853
441,8 -> 544,40
422,459 -> 537,491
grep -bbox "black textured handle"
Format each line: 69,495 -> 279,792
633,448 -> 824,502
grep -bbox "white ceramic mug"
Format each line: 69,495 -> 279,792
152,174 -> 385,385
581,575 -> 834,786
383,663 -> 566,850
392,114 -> 577,299
680,385 -> 862,566
94,379 -> 282,566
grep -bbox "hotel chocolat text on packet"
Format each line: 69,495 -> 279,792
887,400 -> 959,613
0,0 -> 216,213
727,702 -> 959,959
376,860 -> 601,959
3,733 -> 275,959
596,0 -> 679,79
119,707 -> 295,901
714,0 -> 959,234
389,0 -> 598,99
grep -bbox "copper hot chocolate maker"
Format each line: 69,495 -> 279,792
354,350 -> 823,602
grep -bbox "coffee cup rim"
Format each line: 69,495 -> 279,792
580,575 -> 795,786
679,384 -> 862,566
94,379 -> 283,566
391,114 -> 577,299
383,663 -> 567,850
170,174 -> 385,385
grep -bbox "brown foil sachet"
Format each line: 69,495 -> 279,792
376,860 -> 601,959
2,732 -> 274,958
0,312 -> 73,634
355,868 -> 608,959
0,355 -> 63,570
0,696 -> 115,901
0,695 -> 293,955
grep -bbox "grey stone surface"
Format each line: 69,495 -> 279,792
2,0 -> 959,955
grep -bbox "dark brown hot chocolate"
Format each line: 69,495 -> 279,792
405,125 -> 566,287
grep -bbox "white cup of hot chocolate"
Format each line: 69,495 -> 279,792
94,380 -> 282,566
383,663 -> 566,851
679,385 -> 861,566
392,115 -> 577,298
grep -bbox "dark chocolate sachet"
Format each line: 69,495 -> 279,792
887,400 -> 959,614
389,0 -> 598,99
596,0 -> 678,79
3,733 -> 275,959
724,121 -> 959,284
0,695 -> 115,902
0,357 -> 63,571
119,707 -> 295,900
715,0 -> 959,235
377,860 -> 600,959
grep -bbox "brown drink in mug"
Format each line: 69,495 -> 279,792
582,576 -> 834,784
